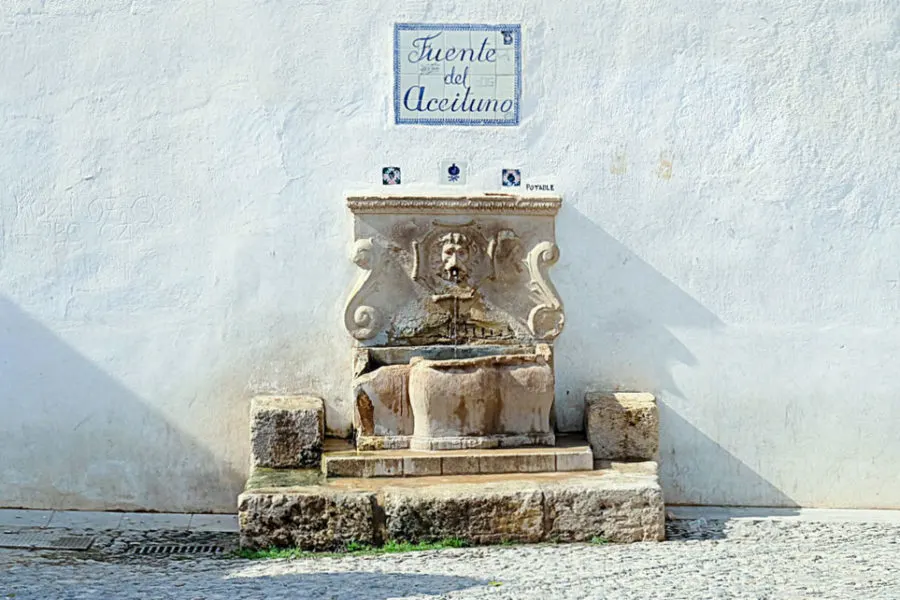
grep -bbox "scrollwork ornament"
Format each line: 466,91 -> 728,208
344,238 -> 383,340
525,241 -> 565,340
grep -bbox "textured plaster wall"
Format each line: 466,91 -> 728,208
1,1 -> 898,512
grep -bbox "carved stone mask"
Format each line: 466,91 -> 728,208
438,232 -> 471,283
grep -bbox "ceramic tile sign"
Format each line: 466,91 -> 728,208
394,23 -> 521,126
383,167 -> 401,185
502,169 -> 521,187
440,160 -> 467,185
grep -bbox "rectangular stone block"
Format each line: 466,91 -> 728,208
542,473 -> 665,542
555,448 -> 594,472
440,455 -> 480,475
238,488 -> 376,550
403,456 -> 442,476
585,392 -> 659,461
325,456 -> 403,478
369,457 -> 403,477
250,396 -> 324,469
356,435 -> 411,451
325,445 -> 593,478
384,484 -> 545,544
478,453 -> 555,474
324,456 -> 365,478
238,463 -> 664,549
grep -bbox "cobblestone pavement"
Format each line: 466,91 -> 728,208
1,519 -> 899,599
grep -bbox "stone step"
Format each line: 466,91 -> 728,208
322,444 -> 594,478
238,462 -> 665,550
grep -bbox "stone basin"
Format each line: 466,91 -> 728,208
408,347 -> 555,451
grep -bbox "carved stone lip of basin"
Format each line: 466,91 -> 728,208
364,344 -> 538,370
408,353 -> 547,369
407,349 -> 555,451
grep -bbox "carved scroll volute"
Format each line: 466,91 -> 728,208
525,241 -> 565,340
344,238 -> 382,340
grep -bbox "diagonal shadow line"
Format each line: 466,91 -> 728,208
0,296 -> 244,512
552,205 -> 798,508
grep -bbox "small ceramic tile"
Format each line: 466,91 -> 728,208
502,169 -> 521,187
383,166 -> 401,185
440,160 -> 467,185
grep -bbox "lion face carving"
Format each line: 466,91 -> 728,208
438,232 -> 471,283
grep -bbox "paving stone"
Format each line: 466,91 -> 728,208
250,395 -> 325,469
118,513 -> 192,531
47,510 -> 123,530
0,509 -> 52,529
585,392 -> 659,460
5,519 -> 900,598
188,514 -> 240,532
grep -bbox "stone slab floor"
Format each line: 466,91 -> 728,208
1,508 -> 900,599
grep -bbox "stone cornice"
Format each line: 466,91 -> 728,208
347,195 -> 562,216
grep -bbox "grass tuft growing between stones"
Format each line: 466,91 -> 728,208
590,536 -> 610,545
237,538 -> 469,560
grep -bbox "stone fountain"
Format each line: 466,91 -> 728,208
237,194 -> 665,550
344,195 -> 564,452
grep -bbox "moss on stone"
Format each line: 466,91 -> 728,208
244,467 -> 323,491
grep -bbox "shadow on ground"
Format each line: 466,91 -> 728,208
212,571 -> 489,600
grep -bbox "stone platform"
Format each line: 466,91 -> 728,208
238,461 -> 664,550
322,437 -> 594,478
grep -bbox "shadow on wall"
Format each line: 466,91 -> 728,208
553,205 -> 717,424
0,296 -> 243,512
554,206 -> 798,508
661,406 -> 799,509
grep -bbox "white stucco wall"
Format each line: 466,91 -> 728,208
1,1 -> 898,512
